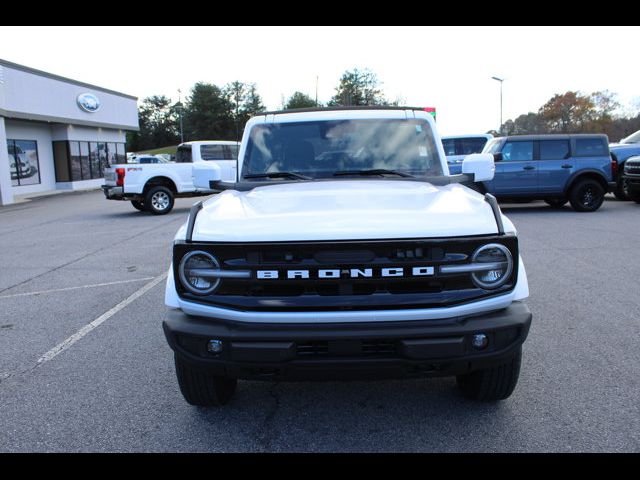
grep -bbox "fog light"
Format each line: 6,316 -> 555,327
472,333 -> 489,350
207,339 -> 223,354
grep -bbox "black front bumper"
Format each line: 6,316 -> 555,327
163,302 -> 532,381
623,174 -> 640,195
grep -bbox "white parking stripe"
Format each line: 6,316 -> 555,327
36,272 -> 168,365
0,277 -> 155,299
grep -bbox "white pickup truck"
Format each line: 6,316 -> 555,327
101,140 -> 240,214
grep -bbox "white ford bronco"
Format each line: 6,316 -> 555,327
101,140 -> 239,214
163,107 -> 531,406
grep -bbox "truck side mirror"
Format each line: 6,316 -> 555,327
193,162 -> 222,190
492,152 -> 503,162
462,153 -> 495,182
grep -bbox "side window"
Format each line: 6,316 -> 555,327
501,141 -> 533,161
200,144 -> 226,161
459,137 -> 488,155
176,146 -> 192,163
442,139 -> 456,156
539,140 -> 570,160
225,144 -> 239,159
574,138 -> 607,157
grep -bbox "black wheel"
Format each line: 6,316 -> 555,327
613,175 -> 630,201
568,179 -> 605,212
629,192 -> 640,204
174,354 -> 237,407
456,347 -> 522,402
145,186 -> 174,215
130,200 -> 146,211
544,198 -> 568,208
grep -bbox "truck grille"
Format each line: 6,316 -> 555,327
296,339 -> 397,358
173,236 -> 519,311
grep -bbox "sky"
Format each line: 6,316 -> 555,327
0,26 -> 638,136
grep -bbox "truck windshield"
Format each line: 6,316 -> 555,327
242,118 -> 443,179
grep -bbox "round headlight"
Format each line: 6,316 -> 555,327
178,251 -> 221,295
470,243 -> 513,289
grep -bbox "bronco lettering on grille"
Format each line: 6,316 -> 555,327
256,267 -> 435,280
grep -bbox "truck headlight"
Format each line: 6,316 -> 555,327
178,251 -> 221,295
470,243 -> 513,289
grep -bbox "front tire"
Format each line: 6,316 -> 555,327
145,186 -> 174,215
568,179 -> 605,212
131,200 -> 146,211
174,354 -> 237,407
456,347 -> 522,402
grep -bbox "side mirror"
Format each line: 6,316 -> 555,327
193,162 -> 222,190
462,153 -> 495,182
492,152 -> 503,162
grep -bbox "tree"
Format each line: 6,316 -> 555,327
285,91 -> 317,109
183,82 -> 235,141
538,91 -> 595,133
224,81 -> 247,141
241,84 -> 266,118
500,112 -> 546,136
328,68 -> 387,106
126,95 -> 180,152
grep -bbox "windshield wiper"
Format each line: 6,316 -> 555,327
244,172 -> 312,180
332,169 -> 414,178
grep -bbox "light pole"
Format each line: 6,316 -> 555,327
491,76 -> 504,132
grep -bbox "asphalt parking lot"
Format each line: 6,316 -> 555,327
0,190 -> 638,452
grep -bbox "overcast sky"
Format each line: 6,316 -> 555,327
1,26 -> 638,135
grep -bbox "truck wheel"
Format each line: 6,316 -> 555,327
544,198 -> 567,208
131,200 -> 146,212
145,186 -> 174,215
174,354 -> 237,407
456,347 -> 522,402
613,176 -> 630,201
568,179 -> 605,212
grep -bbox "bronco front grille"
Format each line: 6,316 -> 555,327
173,235 -> 519,311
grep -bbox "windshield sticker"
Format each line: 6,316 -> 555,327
415,125 -> 423,133
419,146 -> 428,157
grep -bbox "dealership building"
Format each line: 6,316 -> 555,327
0,59 -> 139,205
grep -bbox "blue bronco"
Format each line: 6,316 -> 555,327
481,134 -> 615,212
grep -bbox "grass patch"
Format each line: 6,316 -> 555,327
136,145 -> 177,155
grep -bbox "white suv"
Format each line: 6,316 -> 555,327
162,107 -> 531,406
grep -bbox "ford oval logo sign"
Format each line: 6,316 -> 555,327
77,93 -> 100,113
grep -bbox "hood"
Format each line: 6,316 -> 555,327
190,180 -> 501,242
610,143 -> 640,153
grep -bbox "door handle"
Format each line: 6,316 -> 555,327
561,164 -> 573,169
523,165 -> 535,170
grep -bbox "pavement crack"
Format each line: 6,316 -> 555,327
255,382 -> 281,452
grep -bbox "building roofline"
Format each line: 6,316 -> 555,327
0,58 -> 138,101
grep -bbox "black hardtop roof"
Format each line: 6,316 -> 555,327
498,133 -> 609,141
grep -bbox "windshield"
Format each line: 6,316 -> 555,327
483,138 -> 503,154
242,119 -> 443,179
621,130 -> 640,144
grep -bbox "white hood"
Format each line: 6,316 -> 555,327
189,180 -> 502,242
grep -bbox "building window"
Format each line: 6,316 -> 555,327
53,140 -> 127,182
6,139 -> 41,186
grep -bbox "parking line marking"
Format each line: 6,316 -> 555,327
0,277 -> 155,299
35,272 -> 168,366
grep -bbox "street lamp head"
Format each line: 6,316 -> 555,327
491,76 -> 504,82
